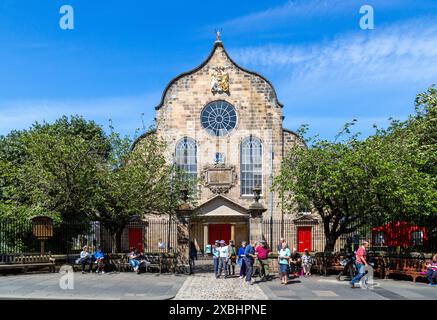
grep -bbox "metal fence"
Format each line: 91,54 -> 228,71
262,217 -> 436,253
0,217 -> 179,255
1,216 -> 435,255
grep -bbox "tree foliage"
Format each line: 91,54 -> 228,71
275,86 -> 437,252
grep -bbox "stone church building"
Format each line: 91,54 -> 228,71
132,36 -> 328,254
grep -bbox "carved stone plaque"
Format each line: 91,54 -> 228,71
202,164 -> 236,194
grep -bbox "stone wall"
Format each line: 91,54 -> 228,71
154,41 -> 300,219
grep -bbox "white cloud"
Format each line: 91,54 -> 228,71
218,0 -> 413,33
230,19 -> 437,85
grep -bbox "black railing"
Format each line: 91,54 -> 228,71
0,218 -> 179,255
262,217 -> 436,253
1,216 -> 435,255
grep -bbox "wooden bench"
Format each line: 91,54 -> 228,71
384,257 -> 428,282
113,253 -> 158,273
314,253 -> 385,278
0,253 -> 56,273
314,254 -> 343,276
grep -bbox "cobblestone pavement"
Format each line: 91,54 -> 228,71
173,273 -> 269,300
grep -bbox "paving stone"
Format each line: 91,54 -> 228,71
173,273 -> 268,300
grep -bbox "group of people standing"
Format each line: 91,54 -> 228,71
211,238 -> 313,285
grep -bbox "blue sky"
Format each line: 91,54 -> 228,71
1,0 -> 436,140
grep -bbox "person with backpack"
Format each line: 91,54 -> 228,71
227,240 -> 237,276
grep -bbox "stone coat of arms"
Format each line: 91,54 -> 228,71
211,66 -> 229,94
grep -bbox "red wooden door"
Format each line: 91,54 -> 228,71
208,224 -> 231,245
297,227 -> 312,252
128,228 -> 143,252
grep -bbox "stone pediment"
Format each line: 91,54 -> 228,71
194,195 -> 249,217
293,214 -> 319,224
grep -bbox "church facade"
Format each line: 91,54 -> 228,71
135,37 -> 327,254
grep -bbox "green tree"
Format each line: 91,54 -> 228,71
275,86 -> 437,252
275,123 -> 377,252
89,126 -> 193,253
0,116 -> 108,221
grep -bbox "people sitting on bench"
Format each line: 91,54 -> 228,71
79,246 -> 93,274
129,247 -> 142,274
94,245 -> 105,274
289,247 -> 301,277
426,254 -> 437,286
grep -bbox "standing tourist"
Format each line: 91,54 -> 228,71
426,254 -> 437,286
255,240 -> 271,280
244,240 -> 257,284
189,241 -> 198,273
350,241 -> 369,288
289,248 -> 302,277
216,240 -> 229,278
227,240 -> 237,276
277,238 -> 286,252
278,242 -> 291,284
79,246 -> 93,274
302,249 -> 312,276
238,241 -> 247,279
212,240 -> 220,275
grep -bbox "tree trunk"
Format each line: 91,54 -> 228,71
324,235 -> 338,253
323,219 -> 340,253
112,230 -> 123,253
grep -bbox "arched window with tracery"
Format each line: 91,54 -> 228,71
175,137 -> 197,183
240,136 -> 263,196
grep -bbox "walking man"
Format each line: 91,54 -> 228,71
351,240 -> 369,288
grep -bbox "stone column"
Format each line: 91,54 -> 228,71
203,223 -> 209,252
175,203 -> 193,270
248,203 -> 267,242
231,224 -> 235,242
249,217 -> 263,242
